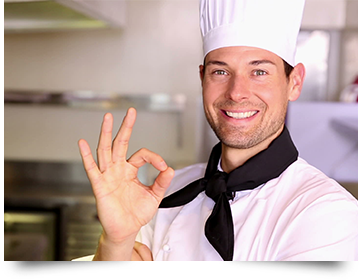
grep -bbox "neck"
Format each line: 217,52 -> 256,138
220,126 -> 284,173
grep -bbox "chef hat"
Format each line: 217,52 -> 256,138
200,0 -> 305,66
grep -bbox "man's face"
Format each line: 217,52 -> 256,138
200,46 -> 301,150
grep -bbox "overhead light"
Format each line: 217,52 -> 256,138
4,0 -> 126,33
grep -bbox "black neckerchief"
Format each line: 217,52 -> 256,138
159,126 -> 298,261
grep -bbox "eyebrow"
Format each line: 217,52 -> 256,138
205,59 -> 276,67
249,59 -> 276,66
205,60 -> 228,67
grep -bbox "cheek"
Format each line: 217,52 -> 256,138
255,82 -> 290,108
265,94 -> 290,120
202,83 -> 220,107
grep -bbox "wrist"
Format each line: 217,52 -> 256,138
93,232 -> 138,261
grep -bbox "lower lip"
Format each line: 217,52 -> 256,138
220,110 -> 259,122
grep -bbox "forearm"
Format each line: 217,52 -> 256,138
93,232 -> 138,261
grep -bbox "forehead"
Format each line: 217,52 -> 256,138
205,46 -> 283,66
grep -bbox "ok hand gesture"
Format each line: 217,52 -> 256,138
78,108 -> 174,260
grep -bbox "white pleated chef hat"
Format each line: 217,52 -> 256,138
200,0 -> 305,66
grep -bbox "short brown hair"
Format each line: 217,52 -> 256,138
283,59 -> 294,79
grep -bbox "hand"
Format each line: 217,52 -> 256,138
131,242 -> 153,261
78,108 -> 174,246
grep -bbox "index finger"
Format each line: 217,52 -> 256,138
112,107 -> 137,162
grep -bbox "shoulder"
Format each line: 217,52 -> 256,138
282,157 -> 357,204
274,157 -> 358,232
165,163 -> 207,196
268,158 -> 357,260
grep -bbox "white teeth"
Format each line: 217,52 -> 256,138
226,110 -> 257,119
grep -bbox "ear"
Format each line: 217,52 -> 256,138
199,65 -> 205,86
288,63 -> 306,101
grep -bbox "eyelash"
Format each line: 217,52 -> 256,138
253,70 -> 267,76
211,69 -> 268,77
213,70 -> 228,75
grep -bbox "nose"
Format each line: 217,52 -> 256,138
225,75 -> 250,102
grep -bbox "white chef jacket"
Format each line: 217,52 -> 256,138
74,157 -> 358,261
137,158 -> 358,261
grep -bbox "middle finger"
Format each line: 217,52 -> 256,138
112,107 -> 137,163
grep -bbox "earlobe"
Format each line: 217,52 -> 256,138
288,63 -> 306,101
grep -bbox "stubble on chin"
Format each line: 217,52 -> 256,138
205,109 -> 286,150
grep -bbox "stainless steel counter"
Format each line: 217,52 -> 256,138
5,181 -> 95,208
4,161 -> 102,261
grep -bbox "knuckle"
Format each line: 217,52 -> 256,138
85,161 -> 98,172
96,145 -> 112,152
82,152 -> 94,163
115,138 -> 129,146
138,147 -> 149,153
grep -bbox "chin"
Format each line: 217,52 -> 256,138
220,136 -> 261,150
213,124 -> 284,150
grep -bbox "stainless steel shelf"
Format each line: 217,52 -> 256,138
4,90 -> 187,112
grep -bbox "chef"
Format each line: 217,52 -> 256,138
76,0 -> 358,261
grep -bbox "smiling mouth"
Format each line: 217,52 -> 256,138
225,110 -> 258,119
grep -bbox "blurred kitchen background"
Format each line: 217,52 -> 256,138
3,0 -> 358,261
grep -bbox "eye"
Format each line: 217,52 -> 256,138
213,70 -> 228,75
253,70 -> 267,76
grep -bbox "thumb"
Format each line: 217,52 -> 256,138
151,167 -> 175,200
132,242 -> 153,261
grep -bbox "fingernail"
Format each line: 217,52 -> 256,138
160,161 -> 167,170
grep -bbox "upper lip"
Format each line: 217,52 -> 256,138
221,109 -> 259,113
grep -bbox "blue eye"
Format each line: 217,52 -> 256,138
214,70 -> 227,75
254,70 -> 267,76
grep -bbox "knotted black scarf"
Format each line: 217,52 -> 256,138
159,126 -> 298,261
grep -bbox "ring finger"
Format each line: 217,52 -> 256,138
96,113 -> 114,172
